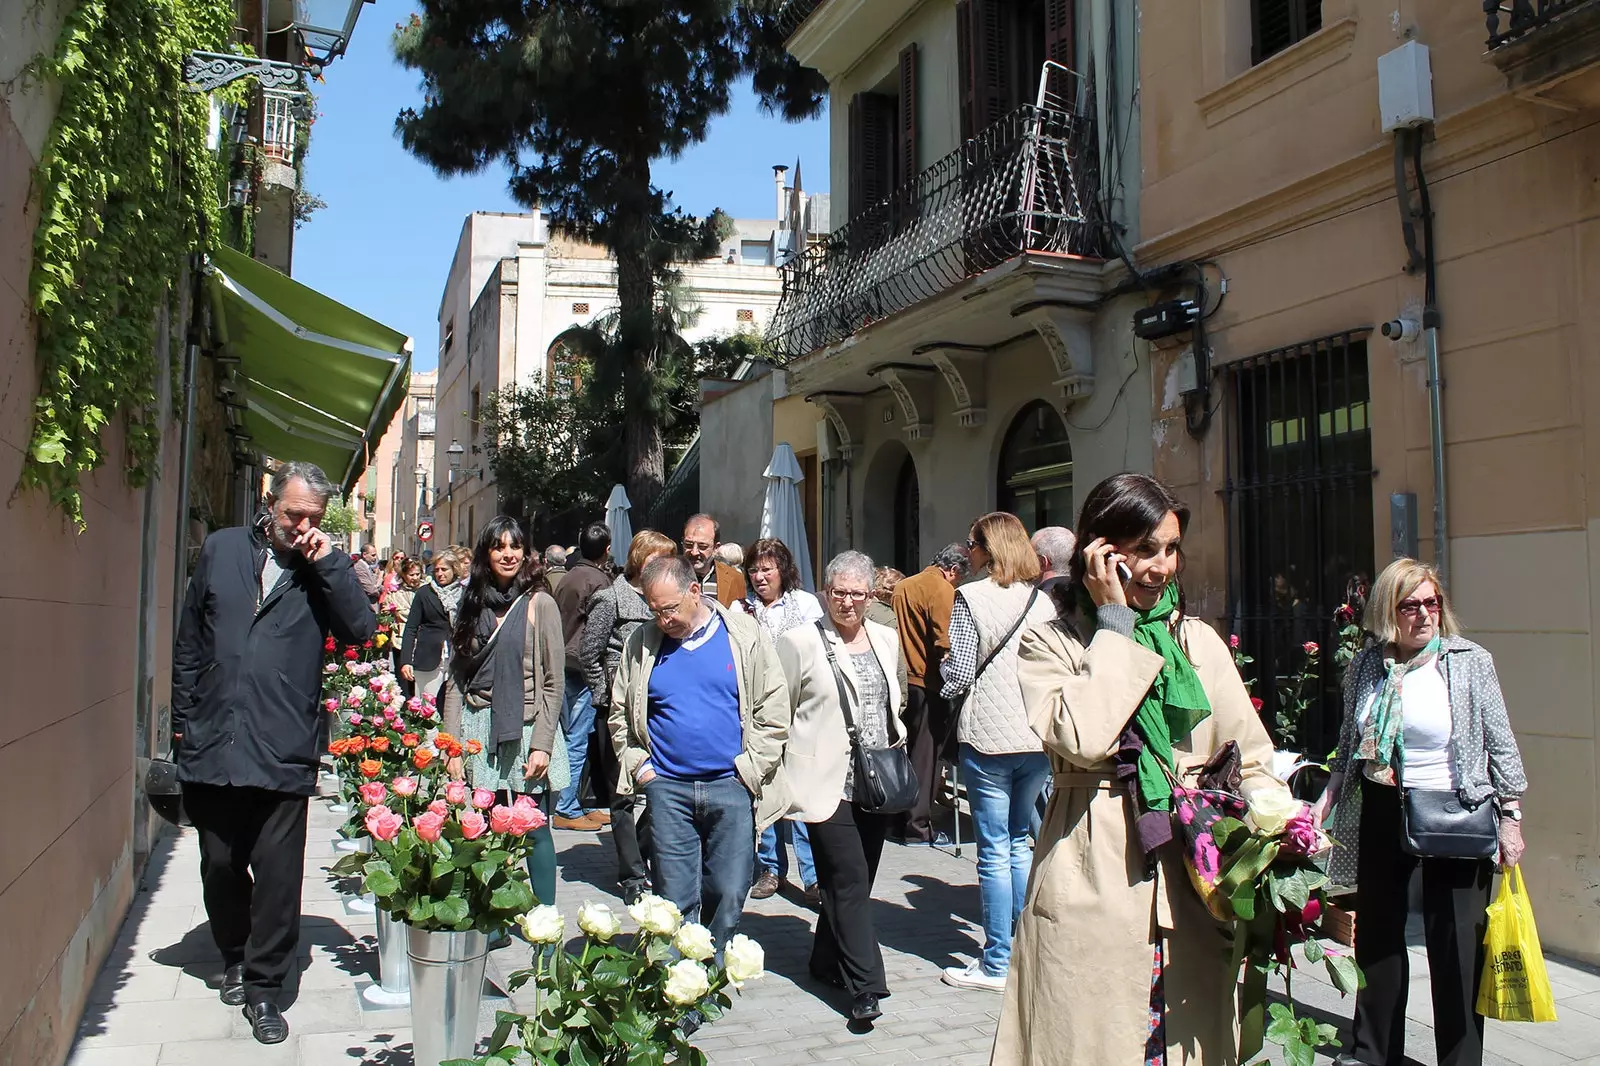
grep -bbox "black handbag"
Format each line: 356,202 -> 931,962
1399,787 -> 1499,859
816,622 -> 918,814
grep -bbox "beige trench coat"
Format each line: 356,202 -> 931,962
991,614 -> 1279,1066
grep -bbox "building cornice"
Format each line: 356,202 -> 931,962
1195,18 -> 1359,128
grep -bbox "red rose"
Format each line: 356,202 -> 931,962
1250,697 -> 1264,713
363,640 -> 375,650
1302,641 -> 1319,656
343,648 -> 360,661
324,637 -> 337,652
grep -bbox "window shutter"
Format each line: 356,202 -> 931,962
974,0 -> 1011,133
849,92 -> 866,216
849,92 -> 896,242
957,0 -> 976,141
1044,0 -> 1074,71
898,44 -> 918,188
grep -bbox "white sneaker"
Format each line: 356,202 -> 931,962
941,960 -> 1007,992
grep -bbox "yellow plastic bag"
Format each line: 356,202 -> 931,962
1476,866 -> 1558,1022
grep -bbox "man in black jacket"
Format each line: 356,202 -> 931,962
172,461 -> 375,1044
551,522 -> 612,828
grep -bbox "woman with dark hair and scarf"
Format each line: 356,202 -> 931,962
991,473 -> 1281,1065
441,515 -> 567,905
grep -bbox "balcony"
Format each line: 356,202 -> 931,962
262,89 -> 300,166
1486,0 -> 1600,109
767,104 -> 1105,363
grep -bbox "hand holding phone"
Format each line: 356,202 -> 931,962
1082,538 -> 1130,608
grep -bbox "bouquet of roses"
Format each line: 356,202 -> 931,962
330,761 -> 544,932
453,894 -> 767,1066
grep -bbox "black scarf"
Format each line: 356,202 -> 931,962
457,582 -> 531,747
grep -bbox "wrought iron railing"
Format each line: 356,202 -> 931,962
772,0 -> 826,40
262,89 -> 298,165
766,103 -> 1104,362
1486,0 -> 1591,46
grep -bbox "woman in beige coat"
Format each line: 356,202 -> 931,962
776,550 -> 907,1028
993,473 -> 1279,1066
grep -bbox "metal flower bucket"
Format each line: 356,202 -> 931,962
406,924 -> 489,1066
360,907 -> 411,1007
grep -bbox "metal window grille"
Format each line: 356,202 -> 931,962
1252,0 -> 1322,63
1223,330 -> 1375,753
736,308 -> 755,322
572,302 -> 589,315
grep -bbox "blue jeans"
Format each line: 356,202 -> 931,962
757,819 -> 816,886
556,676 -> 596,818
962,745 -> 1051,978
643,775 -> 755,952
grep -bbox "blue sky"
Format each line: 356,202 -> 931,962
293,0 -> 831,374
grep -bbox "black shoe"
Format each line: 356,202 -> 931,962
244,1001 -> 289,1044
849,993 -> 883,1023
219,964 -> 246,1006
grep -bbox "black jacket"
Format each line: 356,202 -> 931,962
172,525 -> 376,794
553,559 -> 611,677
399,582 -> 451,671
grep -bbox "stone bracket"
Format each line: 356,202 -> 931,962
869,364 -> 938,441
917,344 -> 988,428
807,392 -> 868,462
1015,303 -> 1096,406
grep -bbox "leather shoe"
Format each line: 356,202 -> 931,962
244,1001 -> 289,1045
553,812 -> 606,831
850,993 -> 883,1023
219,964 -> 245,1006
750,870 -> 782,899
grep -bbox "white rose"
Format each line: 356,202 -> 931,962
577,901 -> 621,942
516,905 -> 565,945
375,672 -> 397,690
1247,787 -> 1302,836
672,922 -> 715,962
723,933 -> 765,987
628,893 -> 683,937
345,661 -> 362,674
662,959 -> 711,1006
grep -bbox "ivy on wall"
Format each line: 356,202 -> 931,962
25,0 -> 236,527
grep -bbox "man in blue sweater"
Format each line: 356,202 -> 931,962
608,555 -> 791,951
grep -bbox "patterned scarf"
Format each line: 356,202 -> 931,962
1356,636 -> 1442,785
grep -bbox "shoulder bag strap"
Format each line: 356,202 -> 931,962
815,621 -> 864,748
942,586 -> 1042,752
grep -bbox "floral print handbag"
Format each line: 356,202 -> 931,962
1171,741 -> 1249,922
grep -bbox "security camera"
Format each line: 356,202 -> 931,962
1381,317 -> 1421,342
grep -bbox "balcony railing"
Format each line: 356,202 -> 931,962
262,90 -> 299,165
1487,0 -> 1590,46
767,103 -> 1105,362
773,0 -> 826,40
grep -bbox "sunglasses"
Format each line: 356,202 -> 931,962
1397,596 -> 1442,618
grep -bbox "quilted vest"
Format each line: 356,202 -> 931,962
956,578 -> 1056,754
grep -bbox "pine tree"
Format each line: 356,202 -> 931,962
393,1 -> 822,514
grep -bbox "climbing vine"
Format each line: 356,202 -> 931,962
24,0 -> 236,526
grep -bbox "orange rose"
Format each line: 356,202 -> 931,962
401,733 -> 419,748
433,731 -> 457,749
348,736 -> 369,754
466,740 -> 483,755
370,735 -> 391,753
359,759 -> 382,779
328,738 -> 347,757
412,749 -> 435,770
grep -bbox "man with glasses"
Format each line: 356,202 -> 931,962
607,555 -> 791,953
681,513 -> 747,609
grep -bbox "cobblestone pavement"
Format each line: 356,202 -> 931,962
68,789 -> 1600,1065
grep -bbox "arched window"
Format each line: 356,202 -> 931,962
998,401 -> 1073,530
893,454 -> 920,575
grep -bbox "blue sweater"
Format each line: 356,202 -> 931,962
646,621 -> 742,781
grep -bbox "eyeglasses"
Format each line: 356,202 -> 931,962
1397,597 -> 1443,618
828,589 -> 869,604
649,594 -> 696,620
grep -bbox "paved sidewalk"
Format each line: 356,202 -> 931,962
67,791 -> 1600,1065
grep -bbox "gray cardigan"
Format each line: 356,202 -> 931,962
1327,635 -> 1527,887
580,575 -> 653,709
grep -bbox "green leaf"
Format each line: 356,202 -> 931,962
1283,1037 -> 1315,1066
1210,816 -> 1249,852
490,877 -> 536,913
434,895 -> 470,927
568,1033 -> 599,1066
1264,1002 -> 1298,1044
1325,952 -> 1365,995
487,1011 -> 520,1052
407,898 -> 435,924
1303,937 -> 1325,963
1277,868 -> 1312,910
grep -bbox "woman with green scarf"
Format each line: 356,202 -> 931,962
990,473 -> 1279,1066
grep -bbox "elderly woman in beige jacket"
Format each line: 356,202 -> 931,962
993,474 -> 1280,1066
775,550 -> 907,1029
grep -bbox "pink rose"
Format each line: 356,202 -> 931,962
391,776 -> 418,797
358,782 -> 387,807
512,794 -> 539,811
324,698 -> 339,713
407,697 -> 424,712
369,679 -> 386,693
1228,633 -> 1241,649
414,809 -> 447,843
507,801 -> 547,836
348,713 -> 363,725
1280,807 -> 1328,858
445,781 -> 468,806
376,690 -> 392,706
489,805 -> 514,834
345,694 -> 363,708
428,798 -> 449,817
458,809 -> 487,840
471,788 -> 495,810
1302,641 -> 1319,655
364,805 -> 403,843
417,704 -> 435,719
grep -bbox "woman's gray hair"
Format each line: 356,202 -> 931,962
268,461 -> 337,504
823,550 -> 875,589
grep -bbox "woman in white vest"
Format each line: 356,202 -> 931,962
939,512 -> 1058,992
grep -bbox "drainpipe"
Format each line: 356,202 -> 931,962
1411,130 -> 1448,585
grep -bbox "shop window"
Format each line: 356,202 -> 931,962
997,401 -> 1073,531
1253,0 -> 1322,64
1224,330 -> 1373,752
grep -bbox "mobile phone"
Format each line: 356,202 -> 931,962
1116,560 -> 1133,583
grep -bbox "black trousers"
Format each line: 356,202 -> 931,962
1350,777 -> 1492,1066
591,710 -> 651,893
895,683 -> 949,842
808,800 -> 891,998
183,783 -> 310,1003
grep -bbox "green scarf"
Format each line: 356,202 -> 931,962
1355,635 -> 1442,786
1089,583 -> 1213,812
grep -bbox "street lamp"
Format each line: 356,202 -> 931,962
184,0 -> 371,91
446,439 -> 464,544
292,0 -> 375,68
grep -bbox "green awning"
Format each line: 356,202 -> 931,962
206,245 -> 412,491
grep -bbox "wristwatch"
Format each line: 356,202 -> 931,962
1502,806 -> 1523,822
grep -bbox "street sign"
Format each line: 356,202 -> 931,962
417,522 -> 434,542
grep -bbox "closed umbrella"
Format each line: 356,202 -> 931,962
605,485 -> 632,569
759,443 -> 815,592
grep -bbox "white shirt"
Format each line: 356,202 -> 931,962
1358,657 -> 1456,789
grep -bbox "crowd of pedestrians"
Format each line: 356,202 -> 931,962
172,462 -> 1532,1064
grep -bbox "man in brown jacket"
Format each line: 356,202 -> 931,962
891,542 -> 969,844
682,513 -> 747,608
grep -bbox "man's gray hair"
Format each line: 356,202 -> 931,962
269,461 -> 337,505
544,545 -> 568,568
716,543 -> 744,568
1032,526 -> 1077,575
931,542 -> 970,576
641,554 -> 697,593
823,550 -> 875,589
